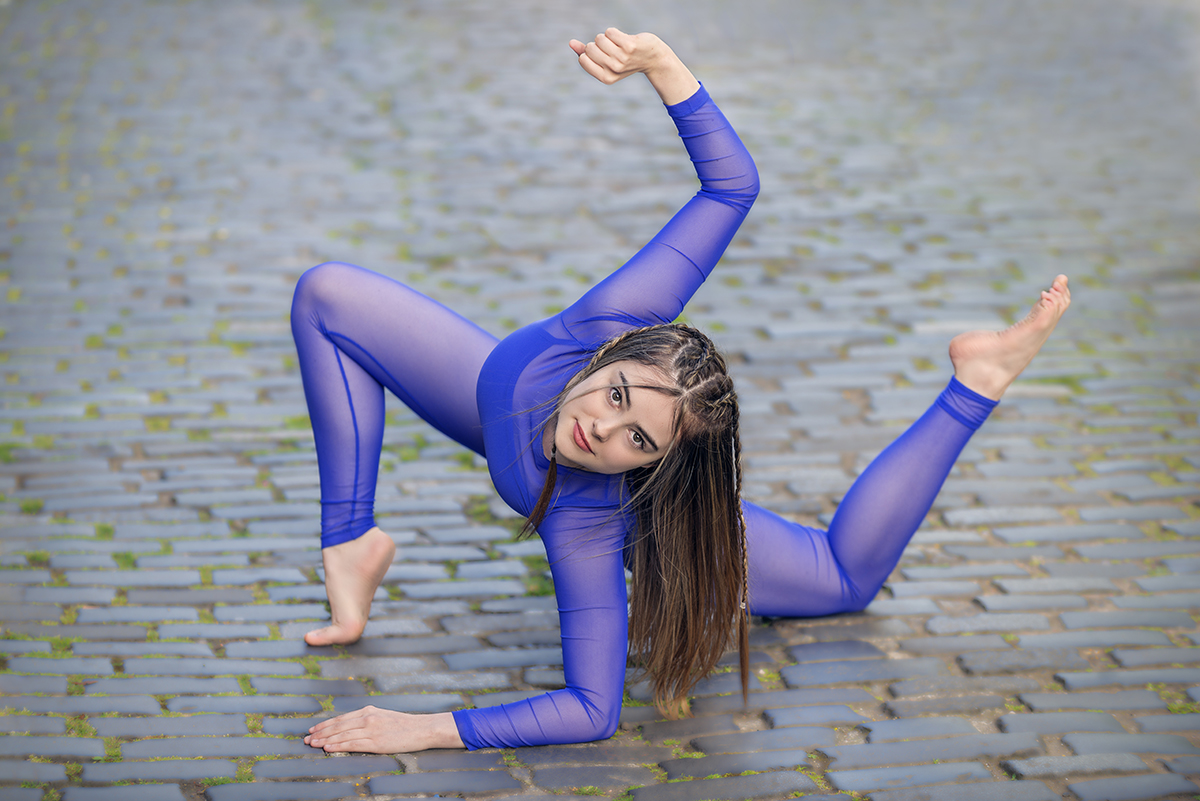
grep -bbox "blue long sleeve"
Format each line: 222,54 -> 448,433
459,85 -> 758,749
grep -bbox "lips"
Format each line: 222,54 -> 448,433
573,421 -> 593,455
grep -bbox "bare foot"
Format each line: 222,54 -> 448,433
949,274 -> 1071,401
305,526 -> 396,647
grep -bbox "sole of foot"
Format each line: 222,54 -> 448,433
949,274 -> 1071,401
304,526 -> 396,647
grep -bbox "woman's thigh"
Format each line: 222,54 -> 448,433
292,261 -> 499,455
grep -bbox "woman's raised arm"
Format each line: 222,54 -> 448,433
569,28 -> 700,105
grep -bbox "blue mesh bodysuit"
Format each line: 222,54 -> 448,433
290,85 -> 998,750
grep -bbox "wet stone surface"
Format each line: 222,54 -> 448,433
1,0 -> 1198,800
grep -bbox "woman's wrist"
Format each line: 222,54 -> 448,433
424,712 -> 466,750
642,45 -> 700,106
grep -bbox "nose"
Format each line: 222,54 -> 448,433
592,415 -> 618,442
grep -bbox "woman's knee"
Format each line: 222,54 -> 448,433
292,261 -> 362,311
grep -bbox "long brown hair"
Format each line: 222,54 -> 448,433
523,324 -> 750,719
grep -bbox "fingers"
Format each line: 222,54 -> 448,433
568,39 -> 586,56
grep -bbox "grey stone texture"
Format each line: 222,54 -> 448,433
2,0 -> 1199,797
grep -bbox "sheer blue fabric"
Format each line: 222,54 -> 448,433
290,85 -> 997,750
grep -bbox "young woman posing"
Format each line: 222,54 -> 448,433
291,29 -> 1071,754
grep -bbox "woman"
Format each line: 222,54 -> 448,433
293,29 -> 1071,753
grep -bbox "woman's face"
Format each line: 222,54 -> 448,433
548,360 -> 678,474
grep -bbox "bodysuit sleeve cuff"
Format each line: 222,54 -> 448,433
451,708 -> 480,751
664,82 -> 710,118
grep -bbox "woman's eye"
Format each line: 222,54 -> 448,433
631,431 -> 644,449
609,387 -> 622,404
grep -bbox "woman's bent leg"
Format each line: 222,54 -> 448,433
291,261 -> 499,643
748,276 -> 1070,617
746,380 -> 994,617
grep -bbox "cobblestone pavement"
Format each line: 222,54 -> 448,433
1,0 -> 1199,799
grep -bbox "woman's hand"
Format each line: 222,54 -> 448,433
569,28 -> 700,106
304,707 -> 463,753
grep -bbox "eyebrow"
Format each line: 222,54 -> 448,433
619,370 -> 659,452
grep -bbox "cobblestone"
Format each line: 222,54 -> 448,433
2,0 -> 1198,798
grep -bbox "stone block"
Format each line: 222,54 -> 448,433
869,781 -> 1059,801
959,648 -> 1089,675
252,755 -> 400,777
781,656 -> 947,686
0,677 -> 65,694
63,569 -> 200,586
1064,732 -> 1200,755
168,696 -> 323,714
800,618 -> 913,640
630,770 -> 818,801
0,716 -> 66,734
862,717 -> 976,742
515,744 -> 673,765
74,642 -> 213,657
1075,541 -> 1200,560
83,759 -> 238,782
156,624 -> 271,638
250,678 -> 367,695
641,714 -> 739,742
977,594 -> 1089,611
213,604 -> 328,622
788,639 -> 884,663
1115,593 -> 1200,610
535,766 -> 659,789
124,657 -> 305,675
4,696 -> 162,715
992,524 -> 1141,543
692,726 -> 835,754
900,635 -> 1010,654
903,564 -> 1029,580
945,507 -> 1062,526
1044,561 -> 1145,578
7,657 -> 113,675
1002,752 -> 1146,779
1058,668 -> 1200,690
0,761 -> 67,781
995,578 -> 1116,593
819,733 -> 1041,769
399,579 -> 525,598
1136,574 -> 1200,591
925,613 -> 1049,634
123,736 -> 317,758
1067,773 -> 1198,801
223,641 -> 337,659
888,581 -> 980,597
86,677 -> 240,695
416,751 -> 505,769
443,647 -> 562,670
0,735 -> 104,757
660,749 -> 810,780
1163,755 -> 1200,773
765,704 -> 869,727
1060,611 -> 1195,629
997,712 -> 1124,734
369,771 -> 520,795
1020,690 -> 1168,711
691,688 -> 873,714
205,783 -> 356,801
91,715 -> 246,737
866,598 -> 941,615
63,788 -> 185,801
1135,714 -> 1200,732
829,760 -> 991,791
1019,631 -> 1171,649
885,695 -> 1007,717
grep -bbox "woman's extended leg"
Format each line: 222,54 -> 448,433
748,276 -> 1071,616
291,261 -> 499,644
